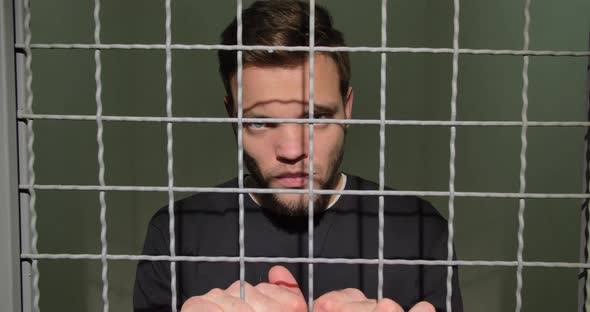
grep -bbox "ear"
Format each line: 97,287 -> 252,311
344,86 -> 353,124
224,95 -> 234,117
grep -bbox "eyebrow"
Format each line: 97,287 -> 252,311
243,102 -> 338,118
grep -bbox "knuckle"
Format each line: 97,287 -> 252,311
314,296 -> 334,311
293,300 -> 308,312
286,297 -> 307,312
376,298 -> 403,312
180,296 -> 219,312
229,280 -> 241,288
235,304 -> 254,312
232,281 -> 254,294
180,296 -> 200,309
207,288 -> 224,297
340,288 -> 365,299
412,301 -> 436,312
254,282 -> 274,291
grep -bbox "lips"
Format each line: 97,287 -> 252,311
276,173 -> 309,188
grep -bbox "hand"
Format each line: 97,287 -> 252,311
180,266 -> 307,312
314,288 -> 435,312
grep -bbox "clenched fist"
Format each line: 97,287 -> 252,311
180,266 -> 306,312
181,266 -> 435,312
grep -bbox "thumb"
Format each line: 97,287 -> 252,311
268,265 -> 302,295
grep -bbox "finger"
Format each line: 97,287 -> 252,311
225,280 -> 267,303
226,281 -> 287,312
373,298 -> 404,312
203,287 -> 255,312
314,290 -> 369,312
255,282 -> 307,311
408,301 -> 436,312
315,288 -> 368,306
180,296 -> 223,312
268,265 -> 303,296
338,288 -> 369,301
338,301 -> 378,312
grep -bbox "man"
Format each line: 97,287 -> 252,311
134,1 -> 463,311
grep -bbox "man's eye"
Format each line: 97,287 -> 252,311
246,122 -> 267,129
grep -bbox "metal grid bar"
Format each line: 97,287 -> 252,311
307,1 -> 316,309
377,0 -> 388,301
18,184 -> 590,199
92,0 -> 109,311
13,43 -> 590,57
235,0 -> 247,302
515,0 -> 532,311
0,0 -> 23,310
22,0 -> 40,310
18,113 -> 590,127
163,0 -> 178,310
445,0 -> 460,310
583,31 -> 590,312
10,1 -> 588,311
18,253 -> 590,269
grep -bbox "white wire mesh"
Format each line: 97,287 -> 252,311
17,113 -> 590,127
164,0 -> 178,311
14,43 -> 590,56
19,253 -> 590,269
515,0 -> 532,311
22,0 -> 40,311
377,0 -> 388,302
445,0 -> 460,310
235,0 -> 247,302
13,0 -> 590,311
92,0 -> 109,311
307,1 -> 316,310
18,184 -> 590,199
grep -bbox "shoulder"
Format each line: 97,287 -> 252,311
344,173 -> 447,225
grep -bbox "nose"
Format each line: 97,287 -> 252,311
275,123 -> 308,164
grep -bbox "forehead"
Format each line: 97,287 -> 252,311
230,54 -> 342,113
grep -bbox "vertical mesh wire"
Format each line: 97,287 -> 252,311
515,0 -> 532,311
23,0 -> 40,310
307,1 -> 316,310
445,0 -> 461,310
92,0 -> 109,310
164,0 -> 178,310
578,37 -> 590,312
236,0 -> 247,301
377,0 -> 388,301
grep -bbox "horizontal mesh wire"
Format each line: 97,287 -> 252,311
13,43 -> 590,56
15,113 -> 590,127
17,184 -> 590,199
18,253 -> 590,269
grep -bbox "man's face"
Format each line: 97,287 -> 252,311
227,54 -> 353,216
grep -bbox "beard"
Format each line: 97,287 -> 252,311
244,140 -> 345,217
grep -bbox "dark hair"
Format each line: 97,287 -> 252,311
218,0 -> 350,107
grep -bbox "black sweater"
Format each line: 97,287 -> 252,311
134,174 -> 463,311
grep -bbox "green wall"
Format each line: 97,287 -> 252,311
23,0 -> 589,311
